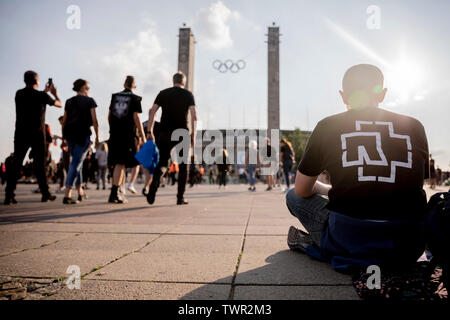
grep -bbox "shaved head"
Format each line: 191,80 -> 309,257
341,64 -> 385,109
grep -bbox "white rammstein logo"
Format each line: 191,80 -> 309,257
341,121 -> 412,183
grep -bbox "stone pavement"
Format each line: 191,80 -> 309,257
0,183 -> 446,300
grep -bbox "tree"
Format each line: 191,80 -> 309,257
284,128 -> 310,165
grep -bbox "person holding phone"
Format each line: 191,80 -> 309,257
4,71 -> 62,205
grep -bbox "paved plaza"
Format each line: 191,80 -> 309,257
0,183 -> 445,300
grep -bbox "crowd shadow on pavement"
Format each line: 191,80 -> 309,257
0,205 -> 168,224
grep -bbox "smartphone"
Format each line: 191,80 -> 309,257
47,78 -> 53,87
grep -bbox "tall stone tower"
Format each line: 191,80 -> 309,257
267,24 -> 280,132
178,27 -> 195,91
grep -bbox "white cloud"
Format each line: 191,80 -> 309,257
192,1 -> 240,50
101,23 -> 172,96
79,22 -> 173,142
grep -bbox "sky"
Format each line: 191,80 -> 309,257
0,0 -> 449,170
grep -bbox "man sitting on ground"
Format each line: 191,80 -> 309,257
286,64 -> 429,272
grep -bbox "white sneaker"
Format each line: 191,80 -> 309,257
120,186 -> 126,195
127,184 -> 137,194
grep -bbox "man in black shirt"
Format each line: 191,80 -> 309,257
4,71 -> 62,205
108,76 -> 146,204
286,64 -> 429,269
147,72 -> 197,205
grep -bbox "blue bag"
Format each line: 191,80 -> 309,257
134,140 -> 159,174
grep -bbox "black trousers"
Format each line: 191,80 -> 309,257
218,171 -> 227,186
149,131 -> 187,200
6,133 -> 49,198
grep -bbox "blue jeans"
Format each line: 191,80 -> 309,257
285,188 -> 330,247
97,165 -> 107,189
283,161 -> 293,188
247,166 -> 256,186
66,136 -> 90,188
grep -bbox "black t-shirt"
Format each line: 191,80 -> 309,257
281,145 -> 294,163
154,86 -> 195,132
298,107 -> 429,220
109,89 -> 142,138
15,87 -> 55,134
63,95 -> 97,143
216,151 -> 229,172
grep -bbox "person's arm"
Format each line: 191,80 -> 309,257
294,171 -> 331,198
133,112 -> 146,144
189,105 -> 197,148
90,108 -> 99,147
147,103 -> 160,141
47,84 -> 62,108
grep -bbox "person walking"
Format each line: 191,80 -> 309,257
261,138 -> 277,191
55,116 -> 71,193
217,148 -> 229,189
146,72 -> 197,205
169,160 -> 179,186
208,165 -> 215,185
4,71 -> 62,205
126,126 -> 144,194
245,140 -> 260,192
62,79 -> 99,204
108,76 -> 146,204
429,155 -> 436,189
280,138 -> 295,191
96,142 -> 108,190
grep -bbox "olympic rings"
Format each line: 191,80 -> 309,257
212,59 -> 246,73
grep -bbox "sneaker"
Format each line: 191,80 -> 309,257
63,197 -> 78,204
109,186 -> 125,204
78,193 -> 88,202
4,197 -> 17,205
127,184 -> 137,194
109,193 -> 125,204
56,189 -> 65,194
119,195 -> 128,204
265,187 -> 273,191
146,190 -> 156,205
287,226 -> 313,253
177,198 -> 188,205
41,193 -> 56,202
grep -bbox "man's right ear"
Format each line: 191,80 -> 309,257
339,90 -> 348,105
